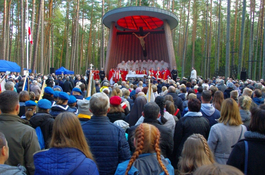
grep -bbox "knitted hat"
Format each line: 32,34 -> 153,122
77,100 -> 92,116
110,96 -> 122,106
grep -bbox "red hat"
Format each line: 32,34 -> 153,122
110,96 -> 122,106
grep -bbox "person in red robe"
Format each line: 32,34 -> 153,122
121,69 -> 127,81
108,68 -> 115,80
162,67 -> 171,80
94,68 -> 100,80
135,68 -> 141,74
155,67 -> 162,80
141,68 -> 147,75
149,68 -> 154,77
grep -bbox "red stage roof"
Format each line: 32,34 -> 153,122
117,15 -> 164,30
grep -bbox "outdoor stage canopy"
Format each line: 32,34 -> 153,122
103,6 -> 178,73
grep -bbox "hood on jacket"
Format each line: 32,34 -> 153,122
184,111 -> 203,117
239,109 -> 251,122
253,97 -> 264,105
201,103 -> 216,116
34,147 -> 86,174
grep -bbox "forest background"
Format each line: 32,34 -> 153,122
0,0 -> 263,80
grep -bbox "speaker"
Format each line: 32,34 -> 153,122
50,67 -> 55,74
240,71 -> 247,81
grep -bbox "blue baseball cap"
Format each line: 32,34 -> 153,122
37,99 -> 52,109
25,100 -> 37,106
68,95 -> 77,104
59,92 -> 69,100
72,87 -> 82,94
53,91 -> 60,98
44,87 -> 54,95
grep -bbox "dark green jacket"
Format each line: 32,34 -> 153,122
0,113 -> 40,175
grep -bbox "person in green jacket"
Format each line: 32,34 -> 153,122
0,90 -> 40,175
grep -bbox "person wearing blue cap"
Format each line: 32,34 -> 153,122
72,87 -> 84,100
50,92 -> 74,117
68,95 -> 78,114
53,91 -> 60,104
21,100 -> 37,121
42,87 -> 55,104
30,99 -> 54,149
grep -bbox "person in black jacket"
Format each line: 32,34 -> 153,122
227,106 -> 265,175
170,98 -> 210,169
62,77 -> 73,93
128,102 -> 173,159
30,99 -> 54,149
107,96 -> 126,123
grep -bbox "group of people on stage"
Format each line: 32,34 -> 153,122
117,60 -> 170,71
108,66 -> 174,83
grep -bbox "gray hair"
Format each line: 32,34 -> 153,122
89,92 -> 110,116
168,86 -> 176,93
4,81 -> 14,90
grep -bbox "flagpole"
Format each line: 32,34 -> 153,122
26,0 -> 29,70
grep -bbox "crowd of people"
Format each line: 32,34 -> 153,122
0,69 -> 265,175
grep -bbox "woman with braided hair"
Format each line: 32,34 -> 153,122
178,134 -> 215,175
115,123 -> 174,175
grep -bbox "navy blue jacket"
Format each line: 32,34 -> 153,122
81,116 -> 131,175
34,147 -> 99,175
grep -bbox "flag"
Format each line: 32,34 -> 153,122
28,26 -> 33,44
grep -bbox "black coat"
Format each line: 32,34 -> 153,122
165,92 -> 184,113
127,119 -> 173,159
30,112 -> 54,149
170,113 -> 210,169
227,131 -> 265,175
63,80 -> 73,93
107,112 -> 126,123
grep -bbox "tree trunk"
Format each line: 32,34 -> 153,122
191,0 -> 198,68
238,0 -> 246,76
86,2 -> 94,67
181,0 -> 191,77
6,0 -> 12,61
225,0 -> 231,78
65,0 -> 70,69
204,0 -> 209,78
216,0 -> 221,71
2,0 -> 7,60
29,0 -> 35,67
100,0 -> 105,68
262,8 -> 265,80
207,0 -> 213,78
32,0 -> 42,72
40,0 -> 44,74
248,0 -> 255,79
20,0 -> 25,73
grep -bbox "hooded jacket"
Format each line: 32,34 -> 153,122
239,109 -> 251,128
0,164 -> 27,175
227,131 -> 265,175
171,112 -> 210,168
252,97 -> 264,106
200,103 -> 220,127
50,104 -> 73,117
29,112 -> 54,149
115,153 -> 174,175
0,113 -> 40,175
34,147 -> 99,175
